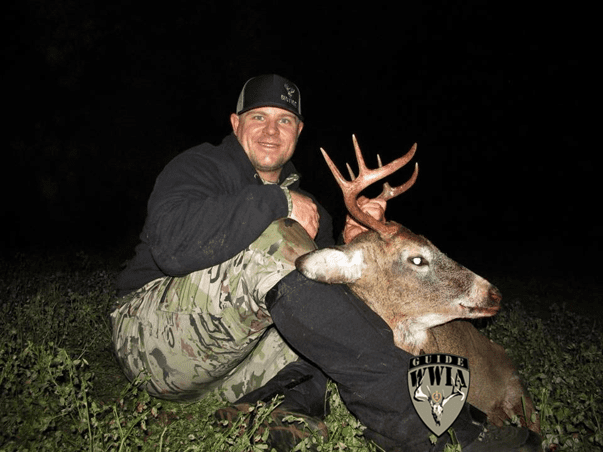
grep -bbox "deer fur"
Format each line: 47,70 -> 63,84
423,320 -> 538,431
296,136 -> 540,432
296,224 -> 540,433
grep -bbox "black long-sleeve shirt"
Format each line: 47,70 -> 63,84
116,133 -> 333,296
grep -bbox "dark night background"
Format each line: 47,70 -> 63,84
3,2 -> 599,287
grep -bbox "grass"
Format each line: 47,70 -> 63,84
0,249 -> 602,451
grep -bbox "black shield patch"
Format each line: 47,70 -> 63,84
408,353 -> 470,436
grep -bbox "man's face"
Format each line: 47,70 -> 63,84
231,107 -> 304,182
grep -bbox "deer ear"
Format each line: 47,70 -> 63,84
295,248 -> 364,284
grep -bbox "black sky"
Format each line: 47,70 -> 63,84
3,1 -> 598,279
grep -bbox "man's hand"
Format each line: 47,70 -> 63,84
290,191 -> 320,239
342,196 -> 387,244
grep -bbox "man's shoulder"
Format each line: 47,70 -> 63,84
179,134 -> 235,159
166,134 -> 239,169
156,134 -> 254,188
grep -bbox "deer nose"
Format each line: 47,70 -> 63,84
489,286 -> 502,303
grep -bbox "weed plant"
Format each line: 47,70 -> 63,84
1,251 -> 601,451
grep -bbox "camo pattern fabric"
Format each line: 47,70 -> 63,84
110,219 -> 317,402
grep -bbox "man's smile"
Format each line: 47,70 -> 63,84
257,141 -> 281,149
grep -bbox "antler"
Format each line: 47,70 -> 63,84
320,134 -> 418,237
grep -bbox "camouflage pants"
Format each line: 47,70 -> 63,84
110,219 -> 316,402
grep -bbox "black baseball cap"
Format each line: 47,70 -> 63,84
235,74 -> 303,121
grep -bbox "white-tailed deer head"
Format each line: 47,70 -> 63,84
296,136 -> 502,354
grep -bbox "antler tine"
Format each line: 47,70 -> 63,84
381,161 -> 419,199
320,147 -> 350,189
376,154 -> 392,197
320,135 -> 418,238
352,135 -> 417,189
376,150 -> 420,201
351,134 -> 369,178
348,153 -> 419,199
321,144 -> 381,233
346,162 -> 356,180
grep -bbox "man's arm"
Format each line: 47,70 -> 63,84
289,191 -> 320,239
290,188 -> 334,249
146,150 -> 289,276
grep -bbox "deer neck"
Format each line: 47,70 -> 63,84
391,316 -> 442,356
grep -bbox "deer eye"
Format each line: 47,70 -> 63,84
409,256 -> 427,267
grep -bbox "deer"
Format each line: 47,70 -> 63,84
295,135 -> 540,433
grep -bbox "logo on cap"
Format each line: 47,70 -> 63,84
281,83 -> 298,108
285,83 -> 296,98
